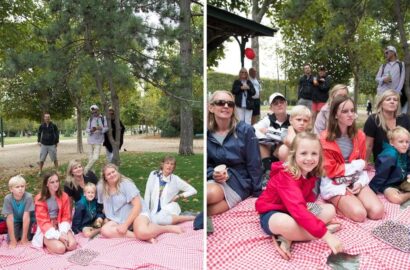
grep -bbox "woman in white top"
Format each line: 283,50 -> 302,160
144,156 -> 197,225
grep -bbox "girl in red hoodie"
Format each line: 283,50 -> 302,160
255,132 -> 343,260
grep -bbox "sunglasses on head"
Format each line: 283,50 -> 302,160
213,100 -> 235,108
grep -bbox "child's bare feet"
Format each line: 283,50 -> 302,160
272,235 -> 292,260
9,241 -> 17,248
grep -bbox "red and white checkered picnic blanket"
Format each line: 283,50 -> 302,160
0,221 -> 203,270
207,196 -> 409,270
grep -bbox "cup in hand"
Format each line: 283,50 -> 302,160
214,164 -> 228,182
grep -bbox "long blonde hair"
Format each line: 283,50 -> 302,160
285,132 -> 324,179
65,159 -> 83,190
100,163 -> 130,198
375,89 -> 401,132
207,90 -> 239,134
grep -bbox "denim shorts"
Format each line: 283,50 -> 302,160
259,210 -> 285,236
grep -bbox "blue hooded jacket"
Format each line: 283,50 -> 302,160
207,121 -> 262,199
370,142 -> 410,193
72,195 -> 105,234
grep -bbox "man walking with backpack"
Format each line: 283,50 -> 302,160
85,105 -> 108,173
37,113 -> 59,176
376,45 -> 406,110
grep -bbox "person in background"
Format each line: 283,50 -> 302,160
249,67 -> 262,125
85,105 -> 108,174
231,68 -> 256,125
297,64 -> 314,110
103,106 -> 125,162
312,65 -> 332,124
37,113 -> 59,176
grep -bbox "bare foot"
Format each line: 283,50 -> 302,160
272,235 -> 292,260
170,225 -> 184,234
148,238 -> 158,244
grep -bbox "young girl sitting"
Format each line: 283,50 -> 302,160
144,156 -> 197,225
370,126 -> 410,204
72,183 -> 105,237
277,105 -> 312,161
320,95 -> 384,222
32,172 -> 77,254
255,132 -> 343,260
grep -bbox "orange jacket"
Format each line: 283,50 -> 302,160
320,130 -> 366,178
34,192 -> 71,234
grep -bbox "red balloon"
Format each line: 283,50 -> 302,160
245,48 -> 255,60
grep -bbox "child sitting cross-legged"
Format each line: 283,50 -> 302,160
370,126 -> 410,204
1,175 -> 35,248
255,132 -> 343,260
277,105 -> 312,161
72,182 -> 105,237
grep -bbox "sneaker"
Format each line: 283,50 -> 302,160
37,171 -> 42,177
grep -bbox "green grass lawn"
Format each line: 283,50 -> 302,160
0,152 -> 203,213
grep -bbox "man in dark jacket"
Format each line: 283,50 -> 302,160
103,107 -> 125,162
297,64 -> 314,110
37,113 -> 59,175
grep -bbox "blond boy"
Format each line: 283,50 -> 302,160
370,126 -> 410,204
278,105 -> 312,161
1,175 -> 35,248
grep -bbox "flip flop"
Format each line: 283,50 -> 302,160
327,220 -> 342,234
272,235 -> 292,260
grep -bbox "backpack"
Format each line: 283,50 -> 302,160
381,62 -> 406,106
88,116 -> 105,129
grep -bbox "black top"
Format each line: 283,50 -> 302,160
231,79 -> 256,110
63,171 -> 99,202
312,75 -> 332,103
103,119 -> 125,152
363,113 -> 410,161
37,122 -> 59,145
298,75 -> 314,100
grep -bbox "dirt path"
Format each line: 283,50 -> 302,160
0,135 -> 203,178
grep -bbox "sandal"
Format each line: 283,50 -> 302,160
272,235 -> 292,260
327,220 -> 342,234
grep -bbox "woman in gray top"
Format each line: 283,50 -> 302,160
97,164 -> 182,242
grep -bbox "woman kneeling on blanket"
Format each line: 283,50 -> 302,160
33,172 -> 77,254
256,132 -> 343,260
97,164 -> 182,243
320,95 -> 384,222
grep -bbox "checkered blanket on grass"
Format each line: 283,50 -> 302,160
207,197 -> 409,270
0,221 -> 203,270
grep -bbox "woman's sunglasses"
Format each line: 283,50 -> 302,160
212,100 -> 235,108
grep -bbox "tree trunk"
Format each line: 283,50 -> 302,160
393,0 -> 410,115
76,107 -> 83,153
251,37 -> 260,76
178,0 -> 194,155
108,72 -> 121,166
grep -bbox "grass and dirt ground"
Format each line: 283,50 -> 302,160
0,134 -> 204,213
